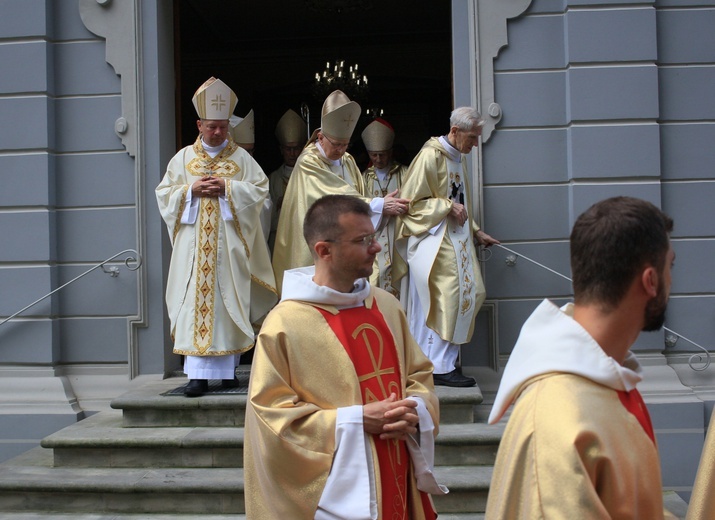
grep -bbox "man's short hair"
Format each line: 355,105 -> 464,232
570,196 -> 673,309
450,107 -> 485,131
303,195 -> 371,252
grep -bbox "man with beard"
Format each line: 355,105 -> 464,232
485,196 -> 677,519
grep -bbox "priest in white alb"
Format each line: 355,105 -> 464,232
156,77 -> 277,397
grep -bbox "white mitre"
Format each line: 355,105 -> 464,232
275,109 -> 307,146
192,77 -> 237,120
229,109 -> 255,144
320,90 -> 361,140
361,118 -> 395,152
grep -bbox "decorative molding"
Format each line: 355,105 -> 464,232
475,0 -> 533,143
78,0 -> 146,378
456,0 -> 532,243
78,0 -> 139,158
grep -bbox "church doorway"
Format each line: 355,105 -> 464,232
174,0 -> 453,173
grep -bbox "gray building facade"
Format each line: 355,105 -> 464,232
0,0 -> 713,499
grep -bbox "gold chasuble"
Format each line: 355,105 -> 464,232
487,300 -> 677,519
244,287 -> 439,519
271,141 -> 368,291
364,162 -> 408,298
688,411 -> 715,519
156,137 -> 277,356
486,375 -> 673,519
393,137 -> 486,344
317,303 -> 436,520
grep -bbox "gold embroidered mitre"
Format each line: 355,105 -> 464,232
192,77 -> 238,120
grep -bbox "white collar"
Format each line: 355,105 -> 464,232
316,141 -> 342,167
488,299 -> 644,424
281,266 -> 370,309
201,138 -> 228,158
438,135 -> 461,162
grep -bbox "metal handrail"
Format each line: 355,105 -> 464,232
0,249 -> 142,327
492,243 -> 711,372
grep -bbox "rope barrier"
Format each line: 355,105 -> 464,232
485,243 -> 711,371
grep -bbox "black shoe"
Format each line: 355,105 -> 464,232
433,369 -> 476,388
221,377 -> 240,389
185,379 -> 208,397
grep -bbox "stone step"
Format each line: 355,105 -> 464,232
433,465 -> 492,514
42,411 -> 244,469
42,411 -> 500,469
0,448 -> 492,515
0,468 -> 244,514
437,422 -> 503,466
0,448 -> 687,518
110,378 -> 249,428
110,376 -> 483,428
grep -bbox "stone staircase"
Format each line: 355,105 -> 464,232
0,369 -> 499,518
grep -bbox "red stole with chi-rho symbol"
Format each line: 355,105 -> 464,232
318,300 -> 435,520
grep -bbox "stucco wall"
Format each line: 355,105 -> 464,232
475,0 -> 715,362
0,0 -> 152,463
472,0 -> 715,497
0,0 -> 137,367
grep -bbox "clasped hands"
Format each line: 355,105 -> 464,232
191,175 -> 225,198
363,393 -> 419,441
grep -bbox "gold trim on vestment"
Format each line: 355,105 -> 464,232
193,198 -> 219,353
188,138 -> 241,178
172,185 -> 189,245
251,274 -> 278,296
458,237 -> 474,315
173,343 -> 254,357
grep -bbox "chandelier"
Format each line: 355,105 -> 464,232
313,60 -> 369,103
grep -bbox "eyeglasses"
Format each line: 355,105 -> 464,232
323,134 -> 350,150
324,233 -> 377,247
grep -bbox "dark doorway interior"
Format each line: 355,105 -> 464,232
175,0 -> 452,172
